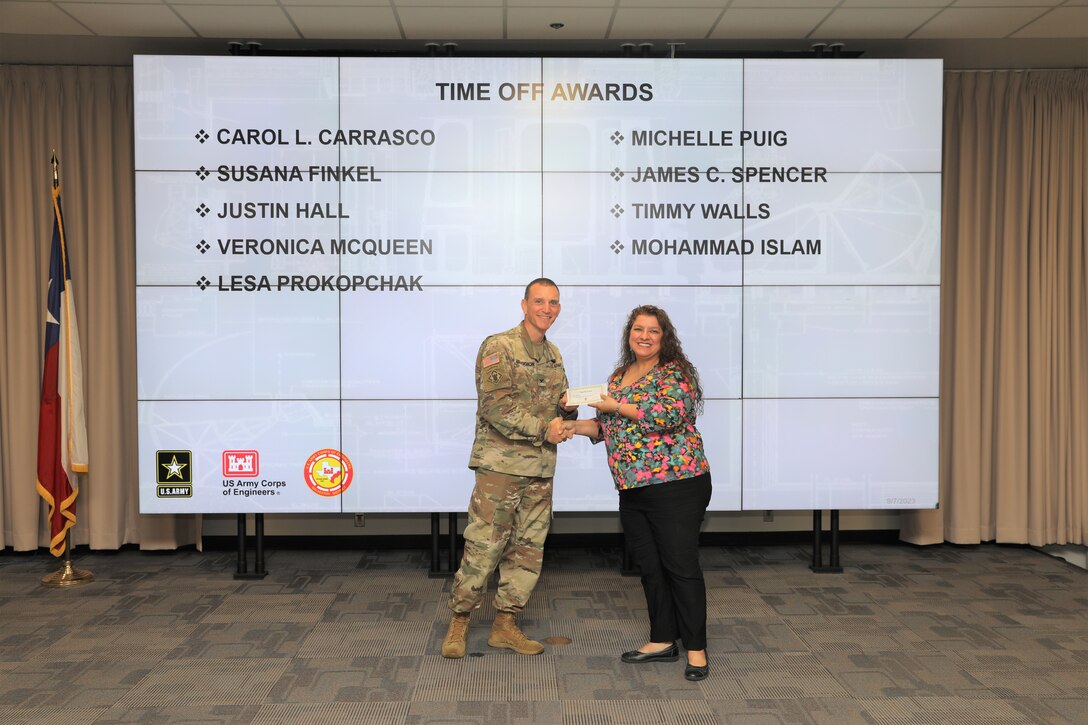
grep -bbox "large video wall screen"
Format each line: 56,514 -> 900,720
134,56 -> 941,514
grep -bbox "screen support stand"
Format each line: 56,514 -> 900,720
233,513 -> 268,580
810,510 -> 843,573
428,512 -> 458,578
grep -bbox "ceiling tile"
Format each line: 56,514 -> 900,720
508,7 -> 614,39
1012,6 -> 1088,36
58,2 -> 196,36
814,7 -> 942,38
170,0 -> 277,5
610,8 -> 723,38
55,0 -> 175,5
172,4 -> 301,38
0,1 -> 92,34
287,6 -> 401,39
953,0 -> 1061,6
618,0 -> 731,6
912,7 -> 1049,38
397,6 -> 503,39
711,8 -> 829,38
508,0 -> 612,6
285,0 -> 387,6
843,0 -> 948,6
732,0 -> 835,6
394,0 -> 502,6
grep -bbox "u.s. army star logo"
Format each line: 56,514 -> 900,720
156,450 -> 192,484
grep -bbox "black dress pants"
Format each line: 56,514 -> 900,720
619,473 -> 712,651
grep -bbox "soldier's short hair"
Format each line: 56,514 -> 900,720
524,277 -> 559,300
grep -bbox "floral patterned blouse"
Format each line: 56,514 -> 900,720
596,361 -> 710,491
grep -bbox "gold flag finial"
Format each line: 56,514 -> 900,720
51,150 -> 59,188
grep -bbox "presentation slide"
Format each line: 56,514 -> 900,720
134,55 -> 941,514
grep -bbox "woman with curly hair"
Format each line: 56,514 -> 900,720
569,304 -> 712,681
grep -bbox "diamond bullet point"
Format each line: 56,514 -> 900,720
196,240 -> 210,254
195,129 -> 209,143
610,131 -> 624,145
195,166 -> 210,180
610,168 -> 624,181
196,203 -> 210,217
196,276 -> 211,290
610,204 -> 624,218
610,240 -> 624,254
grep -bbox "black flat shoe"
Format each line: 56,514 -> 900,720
684,662 -> 709,681
620,643 -> 679,663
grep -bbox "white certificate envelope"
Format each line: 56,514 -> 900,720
566,384 -> 608,406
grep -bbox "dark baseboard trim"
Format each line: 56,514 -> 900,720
199,528 -> 901,551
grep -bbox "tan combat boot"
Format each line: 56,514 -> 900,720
488,612 -> 544,655
441,612 -> 470,659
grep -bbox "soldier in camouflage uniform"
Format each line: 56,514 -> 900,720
441,278 -> 578,658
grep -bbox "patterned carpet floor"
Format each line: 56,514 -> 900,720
0,542 -> 1085,724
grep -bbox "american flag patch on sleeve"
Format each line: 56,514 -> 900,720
482,353 -> 500,368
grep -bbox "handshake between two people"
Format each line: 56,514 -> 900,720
546,393 -> 621,445
546,417 -> 577,444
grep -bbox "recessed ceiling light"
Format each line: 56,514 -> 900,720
549,22 -> 565,30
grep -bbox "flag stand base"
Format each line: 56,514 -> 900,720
41,559 -> 94,588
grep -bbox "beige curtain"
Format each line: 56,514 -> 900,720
3,65 -> 1085,552
0,65 -> 198,551
903,70 -> 1088,546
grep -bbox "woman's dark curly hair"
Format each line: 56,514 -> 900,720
612,305 -> 704,415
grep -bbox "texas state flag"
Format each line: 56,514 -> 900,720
36,183 -> 88,557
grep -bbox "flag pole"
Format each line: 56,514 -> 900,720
40,151 -> 93,588
41,531 -> 93,587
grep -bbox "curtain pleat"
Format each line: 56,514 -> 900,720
0,65 -> 198,551
902,70 -> 1088,546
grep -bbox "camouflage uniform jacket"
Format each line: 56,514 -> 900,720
468,323 -> 576,478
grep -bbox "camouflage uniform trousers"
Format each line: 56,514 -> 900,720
448,469 -> 553,614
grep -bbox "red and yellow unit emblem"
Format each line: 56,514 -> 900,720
303,448 -> 353,496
